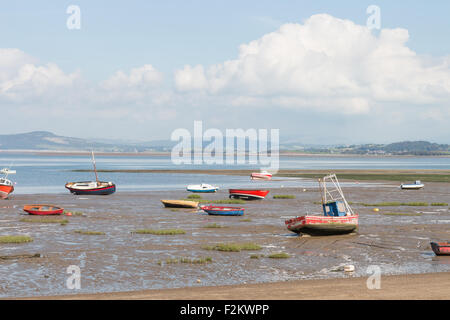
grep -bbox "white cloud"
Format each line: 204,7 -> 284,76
101,64 -> 163,90
174,14 -> 450,114
0,48 -> 80,102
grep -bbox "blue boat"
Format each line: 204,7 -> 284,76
186,183 -> 219,193
201,205 -> 245,216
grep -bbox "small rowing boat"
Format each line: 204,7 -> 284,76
285,174 -> 358,236
161,199 -> 199,208
201,205 -> 245,216
430,242 -> 450,256
23,204 -> 64,215
228,189 -> 269,200
186,183 -> 219,193
400,180 -> 424,190
250,170 -> 272,180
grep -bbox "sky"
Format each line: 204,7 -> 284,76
0,1 -> 450,144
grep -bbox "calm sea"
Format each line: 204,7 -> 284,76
1,153 -> 449,194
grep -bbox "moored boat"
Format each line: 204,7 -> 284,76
201,205 -> 244,216
161,199 -> 199,208
250,170 -> 272,180
228,189 -> 269,200
430,242 -> 450,256
23,204 -> 64,215
400,180 -> 424,190
285,174 -> 358,236
186,183 -> 219,193
0,168 -> 15,199
65,151 -> 116,195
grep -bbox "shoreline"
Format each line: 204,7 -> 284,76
1,149 -> 450,158
17,272 -> 450,300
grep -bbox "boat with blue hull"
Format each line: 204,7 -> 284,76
201,205 -> 245,216
187,184 -> 219,193
65,151 -> 116,196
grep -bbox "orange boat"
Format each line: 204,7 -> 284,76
23,205 -> 64,215
0,168 -> 15,199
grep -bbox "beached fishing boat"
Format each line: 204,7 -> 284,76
201,205 -> 245,216
0,168 -> 15,199
430,242 -> 450,256
285,174 -> 358,235
400,180 -> 424,190
228,189 -> 269,200
186,183 -> 219,193
23,204 -> 64,215
65,151 -> 116,195
161,199 -> 199,208
250,170 -> 272,180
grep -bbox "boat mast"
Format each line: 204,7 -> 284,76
91,150 -> 99,183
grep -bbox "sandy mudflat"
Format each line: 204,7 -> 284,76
1,178 -> 449,299
23,271 -> 450,300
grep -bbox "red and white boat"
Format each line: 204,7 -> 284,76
229,189 -> 269,200
0,168 -> 15,200
250,170 -> 272,180
285,174 -> 358,235
23,204 -> 64,215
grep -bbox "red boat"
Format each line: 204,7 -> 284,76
285,174 -> 358,236
229,189 -> 269,200
23,204 -> 64,215
430,242 -> 450,256
285,215 -> 358,235
250,171 -> 272,180
0,168 -> 15,199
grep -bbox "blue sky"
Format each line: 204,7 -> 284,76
1,1 -> 450,143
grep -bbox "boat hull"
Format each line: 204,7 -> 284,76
430,242 -> 450,256
161,200 -> 199,208
250,173 -> 272,180
201,205 -> 244,216
285,215 -> 358,235
23,205 -> 64,216
65,182 -> 116,195
0,184 -> 14,199
228,189 -> 270,200
401,185 -> 424,190
186,188 -> 218,193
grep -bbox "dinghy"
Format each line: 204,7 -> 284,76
285,174 -> 358,235
250,170 -> 272,180
228,189 -> 269,200
201,205 -> 245,216
430,242 -> 450,256
186,183 -> 219,193
23,204 -> 64,215
400,180 -> 424,190
161,199 -> 199,208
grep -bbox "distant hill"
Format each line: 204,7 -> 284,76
0,131 -> 172,152
0,132 -> 448,155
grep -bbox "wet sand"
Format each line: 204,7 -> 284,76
1,179 -> 449,299
25,271 -> 450,300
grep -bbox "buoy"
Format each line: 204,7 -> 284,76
344,265 -> 355,272
196,279 -> 201,283
373,208 -> 379,212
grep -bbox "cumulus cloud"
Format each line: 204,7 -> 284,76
0,48 -> 80,102
173,14 -> 450,114
101,64 -> 163,90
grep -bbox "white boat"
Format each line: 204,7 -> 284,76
186,183 -> 219,193
400,180 -> 424,190
250,170 -> 272,180
0,168 -> 15,199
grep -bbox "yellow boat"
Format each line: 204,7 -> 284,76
161,199 -> 199,208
